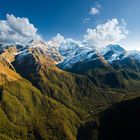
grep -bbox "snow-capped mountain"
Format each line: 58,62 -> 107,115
58,49 -> 108,73
59,39 -> 94,58
57,44 -> 128,72
28,39 -> 47,50
99,44 -> 126,63
59,39 -> 82,57
56,39 -> 104,72
28,39 -> 63,62
56,41 -> 140,73
58,49 -> 95,69
60,39 -> 96,55
1,38 -> 140,74
122,50 -> 140,62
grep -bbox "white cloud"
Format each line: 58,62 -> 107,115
83,18 -> 90,24
0,14 -> 40,44
90,7 -> 100,15
47,33 -> 64,48
84,18 -> 129,48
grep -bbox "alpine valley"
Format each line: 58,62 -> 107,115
0,39 -> 140,140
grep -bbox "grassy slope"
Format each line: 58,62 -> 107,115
0,62 -> 81,140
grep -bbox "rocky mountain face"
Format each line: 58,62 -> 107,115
0,40 -> 140,140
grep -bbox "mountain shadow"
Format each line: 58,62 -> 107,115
98,97 -> 140,140
77,97 -> 140,140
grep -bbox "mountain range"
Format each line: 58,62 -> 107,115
0,39 -> 140,140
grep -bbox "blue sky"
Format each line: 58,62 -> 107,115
0,0 -> 140,50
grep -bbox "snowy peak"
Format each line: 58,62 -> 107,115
100,44 -> 126,62
57,48 -> 108,73
28,39 -> 48,51
29,39 -> 63,62
106,44 -> 125,52
59,39 -> 84,57
46,39 -> 97,63
58,39 -> 96,59
57,43 -> 130,72
101,44 -> 126,55
123,50 -> 140,62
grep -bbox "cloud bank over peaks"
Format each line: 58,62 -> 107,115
84,18 -> 129,48
48,18 -> 129,50
47,33 -> 64,48
0,14 -> 40,44
0,14 -> 129,50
